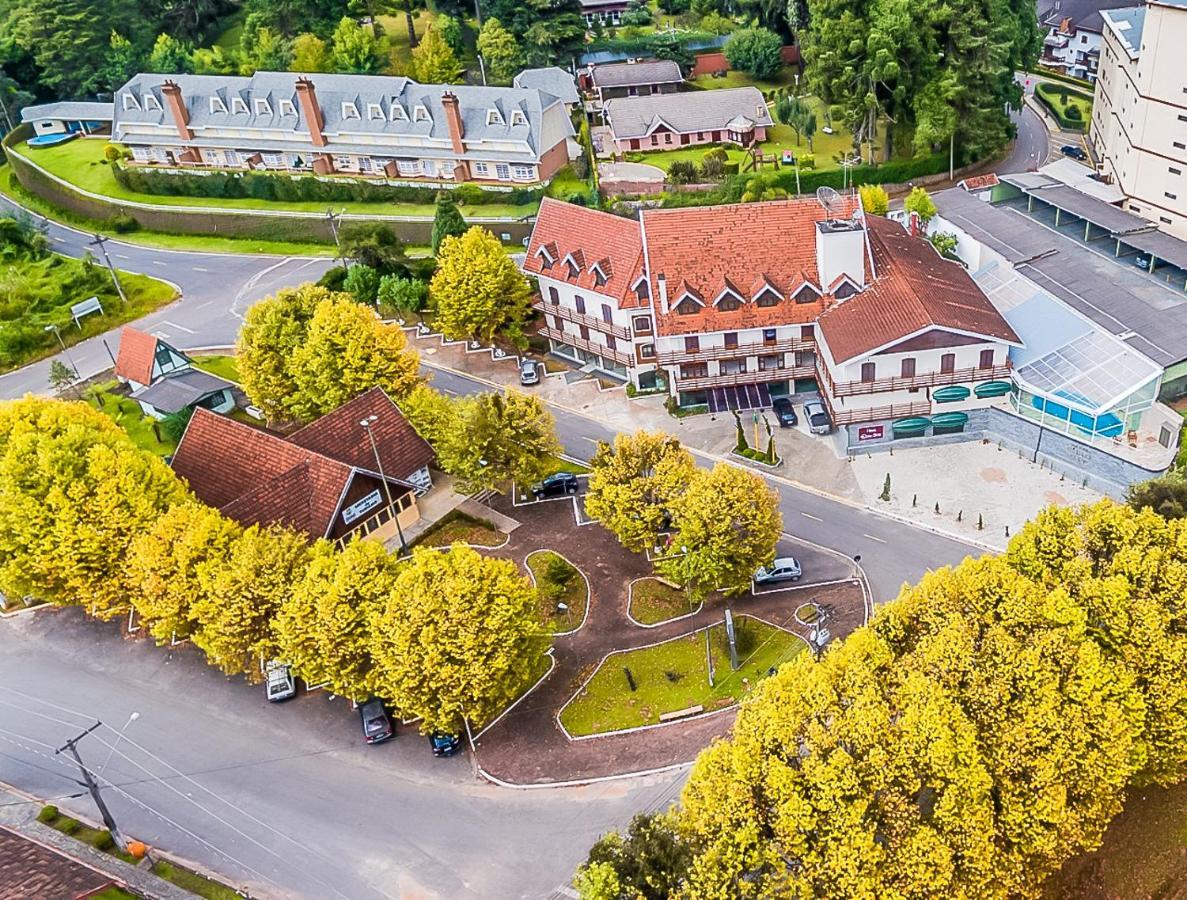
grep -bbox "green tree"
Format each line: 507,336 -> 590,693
436,14 -> 464,54
376,274 -> 428,316
723,27 -> 783,80
409,23 -> 461,82
1127,473 -> 1187,520
47,359 -> 79,397
658,463 -> 782,598
775,94 -> 817,149
147,33 -> 194,73
430,226 -> 533,341
159,406 -> 194,444
476,18 -> 521,84
291,33 -> 329,72
430,192 -> 468,255
573,862 -> 621,900
580,813 -> 692,900
239,25 -> 291,73
369,544 -> 548,731
339,223 -> 408,275
343,263 -> 381,304
859,183 -> 890,216
236,283 -> 322,422
903,186 -> 937,224
584,431 -> 697,554
191,45 -> 237,74
103,30 -> 141,91
328,17 -> 386,74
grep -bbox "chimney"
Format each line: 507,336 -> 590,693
815,219 -> 867,292
657,274 -> 668,314
160,81 -> 192,141
295,78 -> 326,148
441,92 -> 465,155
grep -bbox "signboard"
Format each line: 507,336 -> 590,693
857,424 -> 884,442
342,489 -> 383,526
70,296 -> 103,327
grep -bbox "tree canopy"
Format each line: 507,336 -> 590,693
429,226 -> 533,342
723,27 -> 784,80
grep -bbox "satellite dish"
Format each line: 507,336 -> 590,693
816,186 -> 842,219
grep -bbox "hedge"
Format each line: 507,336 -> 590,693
1033,82 -> 1093,132
111,164 -> 546,207
1034,67 -> 1094,90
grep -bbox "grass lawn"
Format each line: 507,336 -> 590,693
688,68 -> 799,94
151,860 -> 242,900
528,550 -> 588,631
13,139 -> 537,220
191,353 -> 240,383
545,454 -> 590,475
212,8 -> 246,51
414,509 -> 507,548
377,9 -> 434,70
546,165 -> 591,200
1035,82 -> 1093,131
89,381 -> 177,456
560,616 -> 807,736
629,577 -> 695,625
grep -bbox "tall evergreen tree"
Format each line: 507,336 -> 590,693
430,192 -> 467,255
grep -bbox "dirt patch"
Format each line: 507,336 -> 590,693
1044,490 -> 1069,507
980,467 -> 1008,483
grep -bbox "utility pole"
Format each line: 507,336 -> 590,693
88,235 -> 127,306
56,723 -> 128,852
325,208 -> 344,268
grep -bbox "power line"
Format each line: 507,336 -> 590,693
55,722 -> 129,853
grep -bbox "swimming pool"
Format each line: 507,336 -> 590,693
27,132 -> 78,148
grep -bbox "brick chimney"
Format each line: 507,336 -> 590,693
295,78 -> 327,148
441,92 -> 465,154
160,81 -> 193,141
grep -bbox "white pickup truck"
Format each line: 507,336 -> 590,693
265,661 -> 296,702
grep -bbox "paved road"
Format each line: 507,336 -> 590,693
0,194 -> 333,397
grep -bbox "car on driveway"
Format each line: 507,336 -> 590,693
771,397 -> 798,428
429,732 -> 461,757
1060,144 -> 1088,161
519,359 -> 540,386
531,471 -> 579,498
754,557 -> 803,585
359,698 -> 394,744
265,662 -> 296,702
803,399 -> 832,435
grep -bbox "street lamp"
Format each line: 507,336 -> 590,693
361,415 -> 408,554
44,324 -> 80,378
98,711 -> 139,774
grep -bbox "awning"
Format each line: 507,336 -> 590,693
974,380 -> 1013,398
931,411 -> 969,429
892,417 -> 931,435
932,385 -> 971,403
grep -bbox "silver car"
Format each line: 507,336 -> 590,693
754,557 -> 803,585
519,359 -> 540,386
803,399 -> 832,435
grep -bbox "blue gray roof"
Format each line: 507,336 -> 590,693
513,67 -> 579,105
21,101 -> 114,124
605,87 -> 773,140
131,368 -> 233,415
590,60 -> 683,89
1102,6 -> 1145,56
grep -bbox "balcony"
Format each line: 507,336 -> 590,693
818,391 -> 933,426
675,364 -> 816,391
656,335 -> 814,366
540,326 -> 634,367
534,301 -> 631,341
822,363 -> 1012,398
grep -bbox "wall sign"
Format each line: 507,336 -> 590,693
342,489 -> 383,525
857,425 -> 885,442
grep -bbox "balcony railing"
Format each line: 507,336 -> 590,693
818,391 -> 933,426
656,335 -> 814,366
675,365 -> 816,391
822,363 -> 1012,398
540,326 -> 634,367
534,302 -> 631,341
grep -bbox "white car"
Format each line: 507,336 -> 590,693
754,557 -> 802,585
803,399 -> 832,435
265,662 -> 296,702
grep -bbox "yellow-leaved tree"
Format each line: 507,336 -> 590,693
236,283 -> 322,421
0,396 -> 188,617
369,544 -> 547,731
429,226 -> 533,342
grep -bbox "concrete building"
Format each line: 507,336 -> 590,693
109,71 -> 575,187
1037,0 -> 1115,80
1092,0 -> 1187,238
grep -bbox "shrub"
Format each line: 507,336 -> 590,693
89,830 -> 115,852
1065,103 -> 1082,121
722,161 -> 740,175
703,147 -> 729,164
797,153 -> 815,170
667,160 -> 699,184
343,263 -> 381,304
103,144 -> 123,162
723,27 -> 783,80
105,213 -> 139,233
56,817 -> 81,835
37,805 -> 58,823
545,555 -> 577,587
700,156 -> 725,180
317,266 -> 348,291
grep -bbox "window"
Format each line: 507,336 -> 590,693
414,105 -> 430,122
389,102 -> 408,121
675,298 -> 700,315
511,110 -> 527,126
978,349 -> 994,369
209,96 -> 227,114
143,94 -> 162,111
681,363 -> 708,379
593,267 -> 608,287
1161,216 -> 1174,224
279,99 -> 296,117
473,161 -> 490,177
1175,142 -> 1186,150
548,286 -> 560,304
396,159 -> 420,175
720,359 -> 746,376
601,304 -> 613,323
724,332 -> 738,349
650,135 -> 658,146
633,315 -> 653,333
794,284 -> 820,304
759,355 -> 781,371
634,279 -> 649,300
121,93 -> 140,111
261,152 -> 283,168
834,281 -> 858,300
342,102 -> 360,119
574,295 -> 586,314
487,108 -> 504,126
579,325 -> 590,340
496,164 -> 510,180
553,316 -> 564,330
801,324 -> 814,340
756,290 -> 780,307
1167,192 -> 1179,200
606,335 -> 617,350
639,343 -> 656,359
763,328 -> 777,344
901,357 -> 916,378
860,362 -> 876,382
131,145 -> 151,160
367,103 -> 385,121
1171,167 -> 1183,175
684,336 -> 700,353
718,297 -> 741,312
567,259 -> 580,278
512,165 -> 534,181
359,157 -> 373,173
940,353 -> 955,374
1179,115 -> 1187,123
231,96 -> 249,114
254,98 -> 273,116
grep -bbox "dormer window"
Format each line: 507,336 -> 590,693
511,109 -> 527,126
279,98 -> 297,116
592,264 -> 608,286
254,98 -> 273,116
413,104 -> 430,122
231,96 -> 249,114
121,93 -> 140,111
389,101 -> 408,121
755,289 -> 781,307
633,277 -> 649,300
834,280 -> 858,299
675,297 -> 701,315
718,296 -> 741,312
342,102 -> 360,119
486,108 -> 504,126
793,283 -> 821,304
567,259 -> 580,278
367,103 -> 385,121
535,245 -> 555,270
209,96 -> 228,115
143,94 -> 162,112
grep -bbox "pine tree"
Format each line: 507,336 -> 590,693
430,192 -> 467,256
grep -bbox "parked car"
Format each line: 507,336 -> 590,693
358,698 -> 394,744
771,397 -> 798,428
754,557 -> 803,585
531,471 -> 579,498
519,359 -> 540,386
264,662 -> 296,703
803,399 -> 832,435
429,732 -> 462,757
1060,144 -> 1088,161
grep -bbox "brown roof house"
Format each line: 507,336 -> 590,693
171,387 -> 434,546
113,326 -> 235,421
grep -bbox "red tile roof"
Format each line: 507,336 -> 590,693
171,389 -> 432,539
816,216 -> 1021,363
114,326 -> 159,384
959,173 -> 1000,191
0,826 -> 118,900
524,197 -> 646,308
640,196 -> 862,336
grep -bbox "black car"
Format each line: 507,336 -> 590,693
1060,144 -> 1088,161
429,732 -> 462,757
771,397 -> 798,428
531,471 -> 579,498
359,698 -> 394,745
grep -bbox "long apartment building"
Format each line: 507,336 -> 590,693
111,71 -> 575,186
524,196 -> 1020,445
1092,0 -> 1187,239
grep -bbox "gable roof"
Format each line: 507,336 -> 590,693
605,87 -> 773,140
816,216 -> 1021,364
1037,0 -> 1115,32
513,67 -> 580,105
524,197 -> 647,307
959,173 -> 1000,191
0,826 -> 117,899
590,59 -> 683,89
131,368 -> 233,414
114,326 -> 163,384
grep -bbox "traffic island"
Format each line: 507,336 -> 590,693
526,550 -> 589,634
627,577 -> 701,627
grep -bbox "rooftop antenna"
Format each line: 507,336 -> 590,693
816,185 -> 842,221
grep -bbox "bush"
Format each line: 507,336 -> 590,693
317,266 -> 348,291
37,805 -> 58,823
545,555 -> 578,587
105,213 -> 139,233
103,144 -> 124,162
797,153 -> 815,170
89,830 -> 115,852
343,263 -> 381,304
722,161 -> 739,176
723,27 -> 783,80
56,817 -> 81,835
1065,103 -> 1082,121
668,160 -> 699,184
703,147 -> 729,164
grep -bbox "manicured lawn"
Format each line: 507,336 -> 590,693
415,509 -> 507,548
376,9 -> 434,69
1035,81 -> 1093,131
560,616 -> 807,735
546,165 -> 591,200
212,8 -> 246,51
544,455 -> 590,475
191,353 -> 240,383
13,139 -> 537,219
688,69 -> 799,94
528,550 -> 588,631
629,577 -> 695,625
89,381 -> 177,456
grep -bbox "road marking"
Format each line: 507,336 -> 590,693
161,320 -> 194,334
114,253 -> 130,259
800,512 -> 822,522
443,388 -> 458,396
191,266 -> 208,272
862,533 -> 887,544
151,260 -> 167,266
580,436 -> 600,444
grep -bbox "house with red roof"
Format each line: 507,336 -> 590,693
171,387 -> 433,546
113,325 -> 235,420
525,194 -> 1023,449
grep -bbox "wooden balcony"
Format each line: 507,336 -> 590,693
818,390 -> 933,426
823,363 -> 1012,398
540,326 -> 634,367
534,301 -> 631,341
656,335 -> 814,366
675,365 -> 816,391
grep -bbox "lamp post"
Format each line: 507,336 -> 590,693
98,711 -> 140,774
44,324 -> 80,381
361,415 -> 408,554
